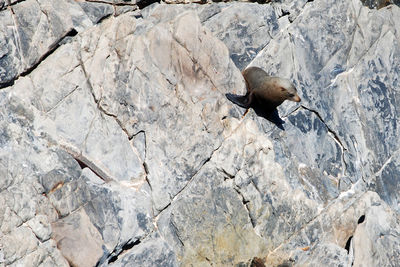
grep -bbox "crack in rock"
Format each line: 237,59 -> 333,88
0,27 -> 78,89
0,0 -> 23,12
300,105 -> 349,177
106,238 -> 141,264
233,186 -> 256,228
20,29 -> 78,77
60,144 -> 113,182
170,219 -> 185,247
157,154 -> 213,215
156,141 -> 224,216
78,58 -> 132,141
86,0 -> 138,7
171,34 -> 221,94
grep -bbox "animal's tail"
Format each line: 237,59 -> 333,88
226,93 -> 250,109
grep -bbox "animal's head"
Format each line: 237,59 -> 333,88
277,78 -> 301,102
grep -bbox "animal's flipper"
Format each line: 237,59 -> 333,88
226,93 -> 252,109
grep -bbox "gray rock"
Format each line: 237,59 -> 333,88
0,226 -> 38,265
143,3 -> 281,70
108,232 -> 178,267
26,215 -> 52,243
352,201 -> 400,267
0,0 -> 139,88
1,0 -> 400,266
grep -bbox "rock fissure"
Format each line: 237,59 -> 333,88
79,58 -> 132,142
218,167 -> 235,180
107,238 -> 141,264
168,154 -> 212,206
234,186 -> 256,228
199,7 -> 222,22
373,149 -> 400,177
0,0 -> 23,12
156,141 -> 223,215
20,28 -> 78,78
350,18 -> 387,70
36,0 -> 49,21
45,86 -> 79,113
85,0 -> 138,7
344,235 -> 352,254
136,0 -> 160,10
282,104 -> 302,118
0,26 -> 78,89
301,105 -> 349,175
250,179 -> 262,196
170,219 -> 185,247
60,144 -> 113,182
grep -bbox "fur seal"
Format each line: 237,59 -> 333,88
226,67 -> 301,112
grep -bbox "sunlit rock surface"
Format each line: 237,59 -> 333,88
1,0 -> 399,266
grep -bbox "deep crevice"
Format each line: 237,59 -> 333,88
0,0 -> 25,12
143,162 -> 153,192
345,235 -> 353,253
0,79 -> 15,89
277,10 -> 290,19
96,13 -> 113,24
75,158 -> 87,170
357,215 -> 365,224
1,28 -> 78,89
20,28 -> 78,77
60,144 -> 112,182
137,0 -> 159,9
218,167 -> 234,180
72,157 -> 111,182
107,239 -> 141,264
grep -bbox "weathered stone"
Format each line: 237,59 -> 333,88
143,3 -> 282,70
108,232 -> 178,267
26,215 -> 52,243
0,226 -> 38,265
51,208 -> 104,267
352,200 -> 400,267
0,0 -> 138,88
8,239 -> 69,267
1,0 -> 400,266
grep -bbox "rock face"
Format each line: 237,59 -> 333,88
1,0 -> 400,266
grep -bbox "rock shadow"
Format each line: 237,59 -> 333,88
252,103 -> 285,130
226,93 -> 285,130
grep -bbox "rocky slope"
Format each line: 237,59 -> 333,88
1,0 -> 400,266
